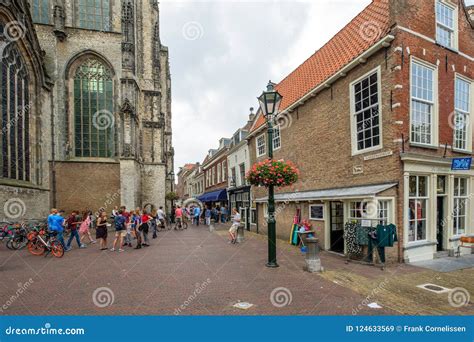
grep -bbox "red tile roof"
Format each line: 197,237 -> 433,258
251,0 -> 390,132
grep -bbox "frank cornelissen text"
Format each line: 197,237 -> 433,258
345,325 -> 467,333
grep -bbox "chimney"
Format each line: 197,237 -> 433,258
248,107 -> 255,123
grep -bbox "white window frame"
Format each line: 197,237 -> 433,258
408,175 -> 429,242
410,57 -> 439,148
435,0 -> 458,50
273,125 -> 281,150
453,177 -> 468,236
453,74 -> 473,153
222,161 -> 226,182
217,163 -> 221,183
256,133 -> 266,157
349,66 -> 383,156
250,208 -> 257,225
309,204 -> 324,221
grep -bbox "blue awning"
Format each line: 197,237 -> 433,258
197,189 -> 227,202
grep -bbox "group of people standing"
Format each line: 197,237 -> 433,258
47,205 -> 167,252
180,205 -> 229,226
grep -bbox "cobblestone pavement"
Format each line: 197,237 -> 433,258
0,223 -> 472,315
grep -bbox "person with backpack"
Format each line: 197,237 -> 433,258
111,210 -> 126,252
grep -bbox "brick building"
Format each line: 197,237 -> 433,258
248,0 -> 474,263
198,138 -> 230,207
0,0 -> 174,221
226,109 -> 255,229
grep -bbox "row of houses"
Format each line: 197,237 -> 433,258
177,0 -> 474,263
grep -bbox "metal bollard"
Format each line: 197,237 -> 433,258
236,224 -> 244,243
304,237 -> 322,272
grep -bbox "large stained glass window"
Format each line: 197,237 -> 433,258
73,58 -> 114,158
0,23 -> 31,182
77,0 -> 111,31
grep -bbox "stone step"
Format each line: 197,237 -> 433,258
434,251 -> 449,259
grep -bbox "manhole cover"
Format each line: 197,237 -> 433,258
416,283 -> 451,294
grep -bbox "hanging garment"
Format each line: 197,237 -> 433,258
376,224 -> 397,247
344,222 -> 362,256
356,226 -> 371,246
367,236 -> 386,263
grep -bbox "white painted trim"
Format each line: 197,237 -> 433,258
309,203 -> 324,221
349,66 -> 383,156
256,133 -> 266,158
435,0 -> 459,51
453,73 -> 473,153
409,56 -> 439,148
396,25 -> 474,62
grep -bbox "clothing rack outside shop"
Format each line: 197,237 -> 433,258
345,217 -> 389,271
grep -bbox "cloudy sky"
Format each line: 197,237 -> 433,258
160,0 -> 474,173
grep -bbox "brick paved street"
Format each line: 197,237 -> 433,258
0,224 -> 472,316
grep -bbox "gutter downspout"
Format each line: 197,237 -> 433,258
50,84 -> 56,208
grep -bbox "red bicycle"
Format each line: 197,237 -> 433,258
27,227 -> 64,258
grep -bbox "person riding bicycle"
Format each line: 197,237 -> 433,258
175,205 -> 183,229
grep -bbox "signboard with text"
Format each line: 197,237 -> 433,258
451,157 -> 472,171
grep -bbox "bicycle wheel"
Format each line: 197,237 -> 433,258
27,240 -> 45,256
51,241 -> 64,258
6,239 -> 15,250
12,237 -> 27,250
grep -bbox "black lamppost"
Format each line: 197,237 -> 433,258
258,81 -> 282,268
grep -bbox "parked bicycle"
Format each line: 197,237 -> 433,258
7,224 -> 29,250
0,222 -> 15,248
27,227 -> 64,258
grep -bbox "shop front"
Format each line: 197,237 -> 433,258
402,154 -> 474,263
228,185 -> 251,230
197,188 -> 228,210
255,183 -> 399,259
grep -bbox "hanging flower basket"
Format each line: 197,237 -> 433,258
246,159 -> 299,187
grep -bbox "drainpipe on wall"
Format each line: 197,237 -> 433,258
50,84 -> 57,208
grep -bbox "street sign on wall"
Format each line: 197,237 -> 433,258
451,157 -> 472,171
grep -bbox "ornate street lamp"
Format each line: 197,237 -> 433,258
257,81 -> 282,268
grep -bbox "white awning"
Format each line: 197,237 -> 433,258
255,183 -> 398,203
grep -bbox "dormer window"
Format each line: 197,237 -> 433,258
436,1 -> 457,50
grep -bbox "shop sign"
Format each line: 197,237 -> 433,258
451,157 -> 472,171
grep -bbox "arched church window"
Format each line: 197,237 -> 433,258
73,58 -> 114,158
0,23 -> 31,181
122,1 -> 134,43
77,0 -> 111,31
30,0 -> 50,24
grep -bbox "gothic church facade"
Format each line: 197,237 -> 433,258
0,0 -> 173,220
